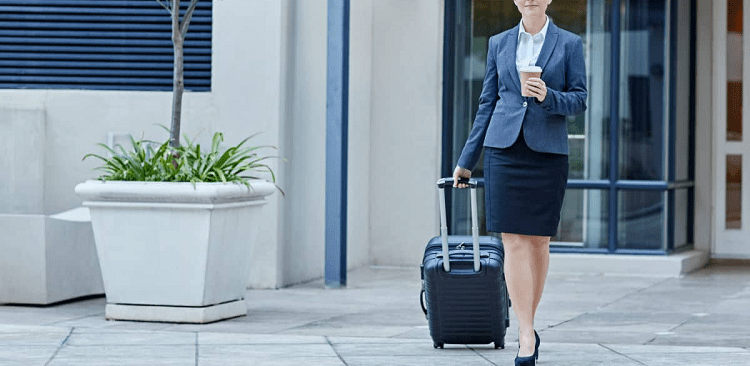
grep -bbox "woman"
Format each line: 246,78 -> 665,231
452,1 -> 587,365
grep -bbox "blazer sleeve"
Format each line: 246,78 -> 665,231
536,36 -> 588,116
456,36 -> 500,171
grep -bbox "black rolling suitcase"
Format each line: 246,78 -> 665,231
420,178 -> 509,349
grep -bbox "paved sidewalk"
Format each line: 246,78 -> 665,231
1,263 -> 749,365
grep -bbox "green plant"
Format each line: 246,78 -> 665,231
83,131 -> 283,194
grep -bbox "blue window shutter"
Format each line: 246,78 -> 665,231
0,0 -> 212,91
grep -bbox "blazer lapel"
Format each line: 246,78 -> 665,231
504,25 -> 521,93
535,19 -> 559,72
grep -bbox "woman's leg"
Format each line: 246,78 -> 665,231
502,233 -> 536,357
502,233 -> 551,357
530,236 -> 551,319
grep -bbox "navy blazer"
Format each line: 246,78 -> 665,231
457,19 -> 588,171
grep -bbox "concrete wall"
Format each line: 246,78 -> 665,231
217,0 -> 286,289
0,91 -> 214,216
0,109 -> 45,215
348,0 -> 374,272
210,0 -> 368,288
278,0 -> 373,286
0,1 -> 294,289
369,1 -> 444,266
279,0 -> 327,286
0,0 -> 398,290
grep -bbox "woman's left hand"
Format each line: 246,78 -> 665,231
526,77 -> 547,102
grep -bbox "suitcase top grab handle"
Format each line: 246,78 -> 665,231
436,178 -> 481,272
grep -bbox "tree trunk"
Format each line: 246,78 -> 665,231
170,0 -> 183,148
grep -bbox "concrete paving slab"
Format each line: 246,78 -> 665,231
199,355 -> 345,366
606,343 -> 748,354
0,264 -> 749,365
631,351 -> 750,366
198,344 -> 338,359
161,311 -> 334,334
199,332 -> 326,345
45,314 -> 174,331
0,324 -> 69,334
648,332 -> 750,348
327,335 -> 428,344
331,342 -> 468,357
0,311 -> 86,326
0,331 -> 69,346
547,312 -> 690,334
388,326 -> 432,339
279,310 -> 424,337
652,313 -> 750,347
598,297 -> 711,314
534,328 -> 660,345
280,323 -> 415,338
0,345 -> 58,366
476,342 -> 645,366
551,321 -> 683,334
65,329 -> 196,346
712,297 -> 750,314
46,345 -> 195,366
0,297 -> 104,327
341,355 -> 495,366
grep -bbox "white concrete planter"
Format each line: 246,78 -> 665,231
75,180 -> 275,323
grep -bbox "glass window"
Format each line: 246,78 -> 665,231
675,0 -> 693,181
728,0 -> 743,141
675,188 -> 690,249
557,0 -> 611,181
727,154 -> 742,229
619,0 -> 667,180
553,189 -> 609,248
618,190 -> 666,250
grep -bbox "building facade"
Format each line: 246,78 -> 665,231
0,0 -> 746,289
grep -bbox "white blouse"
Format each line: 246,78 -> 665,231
516,16 -> 549,73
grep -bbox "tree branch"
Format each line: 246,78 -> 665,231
180,0 -> 201,39
155,0 -> 172,13
169,0 -> 183,148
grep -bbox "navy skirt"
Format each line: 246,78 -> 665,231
484,131 -> 568,237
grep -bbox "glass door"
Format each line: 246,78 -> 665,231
714,0 -> 750,257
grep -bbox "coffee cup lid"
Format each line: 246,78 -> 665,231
520,66 -> 542,73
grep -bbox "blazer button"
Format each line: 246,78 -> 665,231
523,101 -> 528,107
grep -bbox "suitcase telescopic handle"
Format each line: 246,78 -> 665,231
436,178 -> 481,272
437,177 -> 477,189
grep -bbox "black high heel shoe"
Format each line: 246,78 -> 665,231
515,330 -> 537,366
515,354 -> 535,366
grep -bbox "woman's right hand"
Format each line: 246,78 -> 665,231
453,166 -> 472,188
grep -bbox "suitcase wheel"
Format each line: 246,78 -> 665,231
433,342 -> 444,349
494,342 -> 504,349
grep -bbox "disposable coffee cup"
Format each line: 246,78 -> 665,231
520,66 -> 542,97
